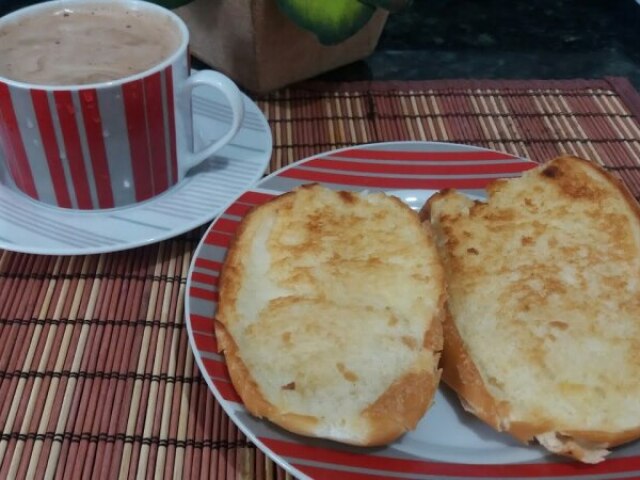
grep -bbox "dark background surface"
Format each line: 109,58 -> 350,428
324,0 -> 640,89
2,0 -> 640,89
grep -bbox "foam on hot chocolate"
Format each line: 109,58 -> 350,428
0,2 -> 182,85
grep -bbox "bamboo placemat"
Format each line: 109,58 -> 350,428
1,77 -> 640,479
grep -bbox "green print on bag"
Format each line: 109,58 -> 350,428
276,0 -> 412,45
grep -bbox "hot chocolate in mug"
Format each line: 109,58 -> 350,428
0,0 -> 244,209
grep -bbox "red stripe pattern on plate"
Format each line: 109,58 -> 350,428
337,148 -> 518,161
261,437 -> 640,478
202,358 -> 229,378
307,158 -> 531,175
191,271 -> 218,285
186,144 -> 637,480
193,332 -> 219,355
194,258 -> 223,272
189,286 -> 219,302
276,147 -> 534,190
190,314 -> 215,332
279,167 -> 531,189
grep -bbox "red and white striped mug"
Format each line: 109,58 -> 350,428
0,0 -> 244,210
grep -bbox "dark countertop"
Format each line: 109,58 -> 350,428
323,0 -> 640,90
2,0 -> 640,90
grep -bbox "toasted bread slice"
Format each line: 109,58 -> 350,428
422,155 -> 640,463
216,184 -> 445,446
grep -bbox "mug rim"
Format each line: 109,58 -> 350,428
0,0 -> 189,91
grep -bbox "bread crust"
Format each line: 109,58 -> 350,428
361,297 -> 445,446
426,156 -> 640,463
439,308 -> 514,436
215,320 -> 321,436
552,155 -> 640,224
216,185 -> 445,446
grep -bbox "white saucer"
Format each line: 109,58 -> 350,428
0,86 -> 272,255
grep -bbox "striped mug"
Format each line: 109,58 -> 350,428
0,0 -> 244,210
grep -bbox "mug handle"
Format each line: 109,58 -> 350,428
179,70 -> 244,177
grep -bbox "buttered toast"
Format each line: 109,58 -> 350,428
216,184 -> 446,446
422,155 -> 640,463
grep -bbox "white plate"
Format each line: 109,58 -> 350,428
185,142 -> 640,479
0,86 -> 272,255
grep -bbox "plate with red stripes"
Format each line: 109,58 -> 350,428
185,141 -> 640,479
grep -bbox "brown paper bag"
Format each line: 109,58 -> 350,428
175,0 -> 388,93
